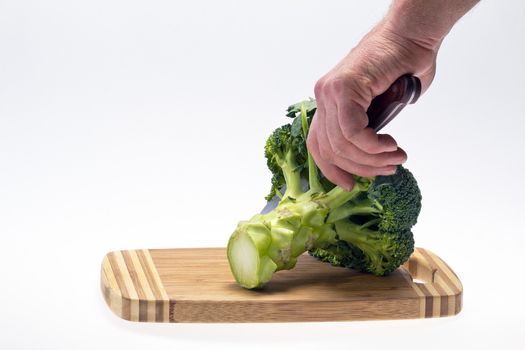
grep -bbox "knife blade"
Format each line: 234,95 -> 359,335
260,75 -> 421,214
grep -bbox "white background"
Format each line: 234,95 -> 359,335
1,0 -> 524,349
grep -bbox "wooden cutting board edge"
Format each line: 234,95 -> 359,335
100,247 -> 463,323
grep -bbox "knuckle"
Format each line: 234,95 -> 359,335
328,78 -> 346,96
319,144 -> 334,163
341,125 -> 362,141
330,141 -> 348,158
353,167 -> 375,177
345,72 -> 374,104
341,120 -> 368,141
364,156 -> 382,167
363,143 -> 381,154
314,79 -> 326,98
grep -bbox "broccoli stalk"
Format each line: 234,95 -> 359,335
227,101 -> 421,289
227,106 -> 368,288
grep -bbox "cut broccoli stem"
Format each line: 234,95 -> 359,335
227,219 -> 278,288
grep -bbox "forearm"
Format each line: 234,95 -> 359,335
384,0 -> 479,49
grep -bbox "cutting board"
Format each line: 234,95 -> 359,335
100,247 -> 462,323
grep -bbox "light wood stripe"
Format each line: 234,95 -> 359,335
404,248 -> 462,318
128,251 -> 156,300
122,250 -> 150,321
101,256 -> 123,318
137,250 -> 162,299
113,251 -> 140,321
418,249 -> 463,316
138,250 -> 169,322
102,256 -> 120,296
421,249 -> 462,316
136,250 -> 166,322
122,251 -> 146,299
419,248 -> 461,294
128,250 -> 157,322
412,250 -> 442,317
106,252 -> 132,320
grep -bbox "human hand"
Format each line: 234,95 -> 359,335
307,21 -> 439,190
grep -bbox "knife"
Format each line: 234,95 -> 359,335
261,74 -> 422,214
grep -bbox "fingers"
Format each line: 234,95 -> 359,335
327,103 -> 406,165
307,121 -> 355,191
308,97 -> 404,186
337,101 -> 398,154
308,104 -> 403,191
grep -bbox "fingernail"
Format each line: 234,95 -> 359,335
388,145 -> 398,152
344,183 -> 354,191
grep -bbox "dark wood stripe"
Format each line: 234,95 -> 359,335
430,278 -> 449,317
137,250 -> 163,300
455,292 -> 462,314
419,249 -> 460,294
417,283 -> 434,318
440,296 -> 449,316
155,300 -> 164,322
139,300 -> 148,322
169,301 -> 176,322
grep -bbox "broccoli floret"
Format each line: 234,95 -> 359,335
309,227 -> 415,276
264,124 -> 308,201
309,166 -> 421,275
227,100 -> 422,289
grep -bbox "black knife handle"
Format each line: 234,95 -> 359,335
366,75 -> 421,132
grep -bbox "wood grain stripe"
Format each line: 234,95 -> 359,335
408,256 -> 418,279
100,247 -> 463,322
455,292 -> 462,314
101,257 -> 120,297
400,266 -> 426,318
122,251 -> 146,299
413,249 -> 443,317
106,252 -> 131,320
419,248 -> 461,294
101,257 -> 123,318
137,250 -> 162,300
416,249 -> 462,316
415,282 -> 433,318
128,250 -> 157,322
113,251 -> 139,321
122,250 -> 151,321
136,249 -> 169,322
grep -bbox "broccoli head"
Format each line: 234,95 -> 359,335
227,99 -> 422,289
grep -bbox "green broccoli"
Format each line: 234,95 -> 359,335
227,100 -> 422,289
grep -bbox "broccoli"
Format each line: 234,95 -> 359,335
227,100 -> 422,289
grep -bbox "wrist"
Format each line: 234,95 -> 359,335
383,0 -> 479,50
382,6 -> 446,51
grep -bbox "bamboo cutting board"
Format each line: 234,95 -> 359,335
100,247 -> 462,323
